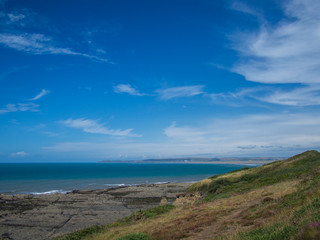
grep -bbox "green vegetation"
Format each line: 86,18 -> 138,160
111,204 -> 175,227
52,225 -> 106,240
53,205 -> 175,240
116,233 -> 155,240
54,150 -> 320,240
189,150 -> 320,202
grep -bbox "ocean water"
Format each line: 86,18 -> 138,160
0,163 -> 246,194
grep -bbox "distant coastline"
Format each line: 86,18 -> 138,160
0,162 -> 245,195
99,157 -> 284,165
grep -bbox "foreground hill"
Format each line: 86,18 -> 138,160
55,150 -> 320,240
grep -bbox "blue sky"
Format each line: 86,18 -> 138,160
1,0 -> 320,162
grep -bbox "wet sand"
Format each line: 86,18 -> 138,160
0,183 -> 191,240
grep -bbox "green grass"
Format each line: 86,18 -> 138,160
52,225 -> 106,240
116,233 -> 155,240
53,205 -> 175,240
190,151 -> 320,202
237,224 -> 297,240
111,204 -> 175,227
236,166 -> 320,240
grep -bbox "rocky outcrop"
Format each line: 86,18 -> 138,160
0,183 -> 191,240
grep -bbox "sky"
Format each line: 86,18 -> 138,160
1,0 -> 320,162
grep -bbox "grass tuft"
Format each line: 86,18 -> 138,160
116,233 -> 154,240
52,225 -> 106,240
111,204 -> 175,227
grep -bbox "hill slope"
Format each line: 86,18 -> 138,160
55,150 -> 320,240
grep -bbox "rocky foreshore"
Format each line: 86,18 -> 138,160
0,183 -> 191,240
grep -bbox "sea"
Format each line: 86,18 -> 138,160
0,163 -> 247,195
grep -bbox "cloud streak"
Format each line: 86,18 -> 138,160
30,89 -> 50,100
231,0 -> 320,84
0,2 -> 110,63
210,85 -> 320,107
156,85 -> 205,100
0,103 -> 40,114
0,33 -> 110,62
59,118 -> 140,137
113,84 -> 144,96
46,112 -> 320,158
226,0 -> 320,106
10,151 -> 28,157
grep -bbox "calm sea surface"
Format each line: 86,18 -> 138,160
0,163 -> 246,194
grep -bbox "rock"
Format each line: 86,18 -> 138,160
0,183 -> 191,240
160,196 -> 168,206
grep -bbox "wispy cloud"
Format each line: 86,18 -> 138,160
0,103 -> 40,114
7,13 -> 26,23
46,112 -> 320,158
113,84 -> 144,96
251,85 -> 320,106
227,0 -> 320,106
162,112 -> 320,155
164,122 -> 206,142
10,151 -> 28,157
230,1 -> 261,18
156,85 -> 205,100
0,1 -> 111,63
210,85 -> 320,107
30,89 -> 50,101
59,118 -> 140,137
0,33 -> 110,62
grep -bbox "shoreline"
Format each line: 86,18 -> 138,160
0,181 -> 197,196
0,182 -> 192,240
0,162 -> 247,196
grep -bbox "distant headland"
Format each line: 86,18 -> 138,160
100,157 -> 285,165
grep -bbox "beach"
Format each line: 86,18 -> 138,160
0,182 -> 191,240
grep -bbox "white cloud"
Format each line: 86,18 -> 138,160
156,85 -> 205,100
164,122 -> 206,142
232,0 -> 320,84
227,0 -> 320,106
59,118 -> 140,137
0,33 -> 110,62
10,151 -> 28,157
252,85 -> 320,106
0,0 -> 110,63
30,89 -> 50,101
0,103 -> 40,114
113,84 -> 144,96
7,13 -> 25,22
230,1 -> 260,17
210,85 -> 320,107
45,112 -> 320,158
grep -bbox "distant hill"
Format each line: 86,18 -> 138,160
142,157 -> 284,163
57,150 -> 320,240
100,157 -> 284,165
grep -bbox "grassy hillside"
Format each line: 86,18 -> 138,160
55,150 -> 320,240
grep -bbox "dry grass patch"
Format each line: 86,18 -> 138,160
89,180 -> 299,240
183,180 -> 299,240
